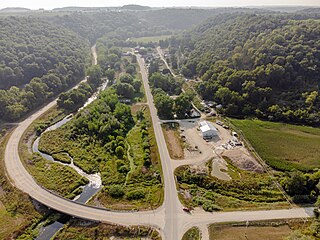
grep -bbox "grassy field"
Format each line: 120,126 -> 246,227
26,153 -> 88,199
131,35 -> 172,43
209,220 -> 307,240
54,220 -> 161,240
162,123 -> 185,159
182,227 -> 201,240
18,106 -> 87,199
229,119 -> 320,171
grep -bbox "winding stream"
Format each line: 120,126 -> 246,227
34,47 -> 109,240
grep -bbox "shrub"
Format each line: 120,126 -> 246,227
202,201 -> 222,212
118,165 -> 130,174
115,146 -> 125,159
292,195 -> 311,204
126,189 -> 145,200
108,184 -> 125,198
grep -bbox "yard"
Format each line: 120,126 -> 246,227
230,119 -> 320,171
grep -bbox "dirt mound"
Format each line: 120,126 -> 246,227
222,148 -> 264,173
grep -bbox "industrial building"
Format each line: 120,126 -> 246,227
199,121 -> 218,139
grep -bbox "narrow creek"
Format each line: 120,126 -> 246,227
34,78 -> 108,240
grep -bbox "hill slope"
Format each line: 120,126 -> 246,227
174,14 -> 320,125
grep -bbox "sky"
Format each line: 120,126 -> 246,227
1,0 -> 320,10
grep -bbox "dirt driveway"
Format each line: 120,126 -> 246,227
176,119 -> 263,178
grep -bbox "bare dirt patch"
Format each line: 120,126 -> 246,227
162,123 -> 184,159
221,147 -> 264,173
210,224 -> 293,240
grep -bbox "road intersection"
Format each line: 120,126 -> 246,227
4,53 -> 314,240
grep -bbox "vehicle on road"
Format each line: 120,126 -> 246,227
183,207 -> 191,213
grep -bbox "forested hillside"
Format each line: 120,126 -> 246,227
0,16 -> 89,121
138,8 -> 267,30
173,13 -> 320,125
48,12 -> 170,44
0,17 -> 89,89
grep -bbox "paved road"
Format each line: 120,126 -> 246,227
91,44 -> 98,65
156,47 -> 177,77
4,50 -> 314,240
137,55 -> 184,240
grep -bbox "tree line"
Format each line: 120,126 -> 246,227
0,16 -> 89,121
168,13 -> 320,125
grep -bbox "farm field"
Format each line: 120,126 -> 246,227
131,35 -> 172,43
230,119 -> 320,171
209,224 -> 293,240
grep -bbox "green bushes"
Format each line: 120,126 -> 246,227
281,170 -> 320,204
182,227 -> 201,240
126,189 -> 146,200
203,202 -> 222,212
108,185 -> 125,198
176,166 -> 287,211
28,153 -> 88,199
51,152 -> 71,164
140,121 -> 152,167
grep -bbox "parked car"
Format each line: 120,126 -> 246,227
216,120 -> 223,126
183,207 -> 191,213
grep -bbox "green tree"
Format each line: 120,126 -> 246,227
283,171 -> 307,196
108,184 -> 125,198
105,69 -> 115,80
154,91 -> 174,119
120,74 -> 134,84
87,65 -> 102,87
113,83 -> 135,99
175,93 -> 192,118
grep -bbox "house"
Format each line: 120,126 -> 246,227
189,109 -> 201,118
199,121 -> 218,139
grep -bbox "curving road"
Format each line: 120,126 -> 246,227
4,49 -> 314,240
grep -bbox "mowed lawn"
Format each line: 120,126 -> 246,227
230,119 -> 320,171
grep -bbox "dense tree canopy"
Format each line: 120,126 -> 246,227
0,16 -> 89,121
171,14 -> 320,125
0,16 -> 88,90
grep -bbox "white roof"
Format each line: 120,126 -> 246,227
199,121 -> 217,133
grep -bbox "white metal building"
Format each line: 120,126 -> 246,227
199,121 -> 218,139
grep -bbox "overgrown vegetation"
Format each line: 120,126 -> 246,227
176,165 -> 289,211
182,227 -> 201,240
26,153 -> 88,199
39,88 -> 163,209
0,131 -> 44,239
91,105 -> 163,210
54,219 -> 161,240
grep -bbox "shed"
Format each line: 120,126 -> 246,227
199,121 -> 218,139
